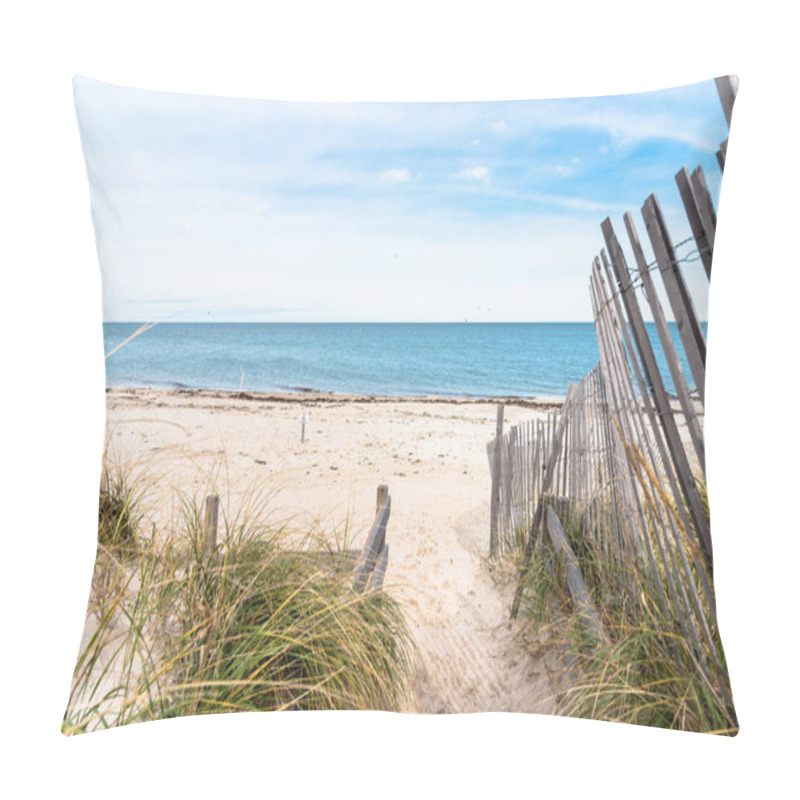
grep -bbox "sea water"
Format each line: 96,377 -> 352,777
102,322 -> 702,399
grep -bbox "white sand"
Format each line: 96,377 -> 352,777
101,387 -> 567,713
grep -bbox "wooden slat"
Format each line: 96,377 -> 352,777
375,483 -> 389,515
715,75 -> 738,129
545,507 -> 606,643
690,167 -> 718,265
489,404 -> 504,554
675,167 -> 714,279
353,486 -> 391,592
585,371 -> 599,554
369,544 -> 389,591
641,194 -> 707,405
509,425 -> 518,535
505,431 -> 513,539
716,138 -> 728,172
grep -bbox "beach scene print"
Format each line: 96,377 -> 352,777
65,76 -> 737,734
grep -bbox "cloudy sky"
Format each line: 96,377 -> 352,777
74,76 -> 728,322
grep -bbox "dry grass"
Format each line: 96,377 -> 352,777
512,483 -> 737,734
63,466 -> 414,734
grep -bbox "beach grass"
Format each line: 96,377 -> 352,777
513,497 -> 737,735
63,465 -> 414,734
97,465 -> 141,552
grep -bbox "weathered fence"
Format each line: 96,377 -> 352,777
352,484 -> 391,592
200,484 -> 391,593
487,403 -> 566,555
488,78 -> 736,705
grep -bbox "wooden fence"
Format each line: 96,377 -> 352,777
201,484 -> 391,593
487,78 -> 736,701
352,484 -> 391,592
487,403 -> 567,555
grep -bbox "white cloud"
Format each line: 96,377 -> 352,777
76,76 -> 722,324
455,166 -> 490,181
381,167 -> 411,183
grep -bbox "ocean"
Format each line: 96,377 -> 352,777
102,322 -> 702,399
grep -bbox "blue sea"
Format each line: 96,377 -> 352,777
102,322 -> 701,399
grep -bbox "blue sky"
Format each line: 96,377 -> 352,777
74,76 -> 728,322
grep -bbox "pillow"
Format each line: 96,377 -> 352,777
65,75 -> 738,734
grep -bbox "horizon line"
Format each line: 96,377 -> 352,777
103,319 -> 601,325
102,318 -> 708,326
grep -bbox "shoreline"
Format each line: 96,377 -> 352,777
105,384 -> 567,411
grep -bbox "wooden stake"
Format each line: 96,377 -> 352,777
489,404 -> 504,555
353,485 -> 391,593
203,494 -> 219,556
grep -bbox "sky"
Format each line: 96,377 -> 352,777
74,76 -> 729,322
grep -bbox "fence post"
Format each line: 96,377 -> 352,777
489,404 -> 504,555
353,485 -> 391,593
376,483 -> 389,515
203,494 -> 219,556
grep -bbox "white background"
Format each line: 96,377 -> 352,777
1,2 -> 796,797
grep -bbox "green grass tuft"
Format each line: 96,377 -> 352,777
97,467 -> 140,552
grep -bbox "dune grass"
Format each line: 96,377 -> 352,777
63,467 -> 414,734
514,497 -> 737,735
97,466 -> 141,552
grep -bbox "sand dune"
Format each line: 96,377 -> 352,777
101,387 -> 565,713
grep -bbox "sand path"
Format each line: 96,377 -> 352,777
393,502 -> 558,714
103,388 -> 562,714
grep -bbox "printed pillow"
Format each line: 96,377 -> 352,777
65,75 -> 738,734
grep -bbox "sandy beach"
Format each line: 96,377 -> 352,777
101,386 -> 566,714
